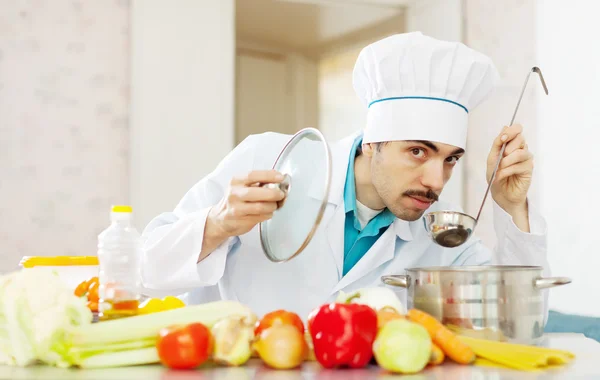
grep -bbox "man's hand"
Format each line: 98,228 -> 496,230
209,170 -> 286,236
487,124 -> 533,232
199,170 -> 286,262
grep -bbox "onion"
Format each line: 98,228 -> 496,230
373,319 -> 432,374
211,317 -> 254,366
253,324 -> 307,369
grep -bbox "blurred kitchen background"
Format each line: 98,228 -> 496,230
1,0 -> 599,317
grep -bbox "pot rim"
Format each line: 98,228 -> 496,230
404,265 -> 543,272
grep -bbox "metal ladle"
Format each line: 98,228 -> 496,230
424,67 -> 549,248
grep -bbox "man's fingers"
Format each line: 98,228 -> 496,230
495,161 -> 533,182
244,201 -> 278,215
489,124 -> 525,165
499,149 -> 533,170
229,202 -> 278,217
238,213 -> 275,225
504,135 -> 526,156
232,186 -> 285,202
231,170 -> 284,186
492,124 -> 524,149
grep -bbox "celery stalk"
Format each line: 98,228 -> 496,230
70,301 -> 255,346
70,337 -> 156,356
69,300 -> 256,347
78,347 -> 159,369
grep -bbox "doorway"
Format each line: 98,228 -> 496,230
234,0 -> 406,144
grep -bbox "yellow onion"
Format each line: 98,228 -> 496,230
253,324 -> 308,369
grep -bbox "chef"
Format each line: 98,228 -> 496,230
139,32 -> 550,320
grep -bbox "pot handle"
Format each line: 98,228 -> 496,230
381,275 -> 410,288
534,277 -> 572,290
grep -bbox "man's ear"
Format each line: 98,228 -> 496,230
362,143 -> 376,158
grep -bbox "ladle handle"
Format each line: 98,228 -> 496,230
476,142 -> 506,222
474,67 -> 548,223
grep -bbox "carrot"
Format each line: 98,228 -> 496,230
87,301 -> 98,313
87,281 -> 99,303
74,280 -> 89,297
407,309 -> 475,365
376,308 -> 404,330
429,343 -> 445,365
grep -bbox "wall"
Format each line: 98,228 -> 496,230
236,51 -> 288,143
318,46 -> 366,142
235,40 -> 319,145
0,0 -> 130,273
129,0 -> 236,229
0,0 -> 236,273
536,0 -> 600,317
406,0 -> 462,42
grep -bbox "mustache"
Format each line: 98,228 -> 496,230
403,189 -> 439,202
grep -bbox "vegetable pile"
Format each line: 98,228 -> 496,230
0,272 -> 576,373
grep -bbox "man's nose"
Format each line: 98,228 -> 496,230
420,162 -> 445,192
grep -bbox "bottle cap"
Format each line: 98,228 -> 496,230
112,205 -> 132,213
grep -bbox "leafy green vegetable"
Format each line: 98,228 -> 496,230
0,268 -> 92,367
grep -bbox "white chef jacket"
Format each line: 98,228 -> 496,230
139,131 -> 551,321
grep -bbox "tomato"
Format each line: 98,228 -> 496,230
156,323 -> 213,370
255,310 -> 305,336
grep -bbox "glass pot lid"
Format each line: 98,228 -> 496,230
259,128 -> 332,262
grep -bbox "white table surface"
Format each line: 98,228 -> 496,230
0,333 -> 598,380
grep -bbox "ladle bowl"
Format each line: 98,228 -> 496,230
424,211 -> 477,248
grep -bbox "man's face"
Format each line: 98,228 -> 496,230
363,140 -> 465,221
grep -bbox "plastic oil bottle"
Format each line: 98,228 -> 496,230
97,205 -> 142,320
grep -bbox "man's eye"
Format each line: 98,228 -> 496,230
446,156 -> 460,164
411,148 -> 425,158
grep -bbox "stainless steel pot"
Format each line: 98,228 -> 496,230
381,266 -> 571,345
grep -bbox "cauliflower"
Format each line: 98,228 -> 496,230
0,268 -> 93,367
336,287 -> 407,314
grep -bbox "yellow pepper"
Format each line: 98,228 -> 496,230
162,296 -> 186,309
138,296 -> 186,314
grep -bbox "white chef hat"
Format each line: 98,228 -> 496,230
353,32 -> 500,149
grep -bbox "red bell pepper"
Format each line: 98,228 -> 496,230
307,303 -> 378,369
